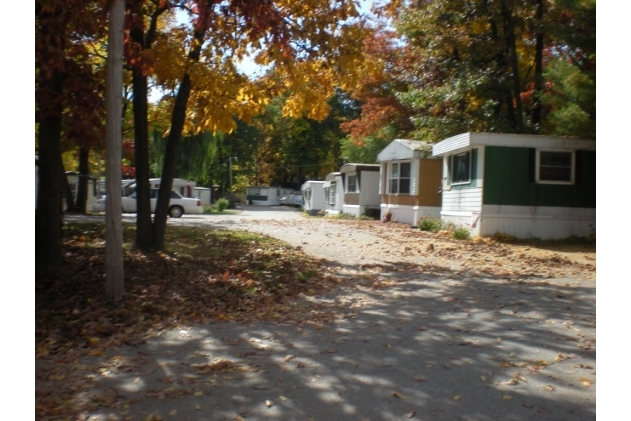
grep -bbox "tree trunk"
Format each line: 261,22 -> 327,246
532,0 -> 544,129
130,8 -> 153,250
36,2 -> 65,273
36,70 -> 64,273
151,29 -> 206,250
128,2 -> 168,250
501,1 -> 524,132
152,73 -> 194,249
104,0 -> 125,301
75,146 -> 89,213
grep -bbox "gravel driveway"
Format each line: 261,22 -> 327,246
62,206 -> 596,421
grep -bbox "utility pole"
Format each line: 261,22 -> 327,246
104,0 -> 124,301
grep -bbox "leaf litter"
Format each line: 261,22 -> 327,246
36,219 -> 596,420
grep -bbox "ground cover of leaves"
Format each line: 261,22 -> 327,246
36,224 -> 343,359
35,219 -> 596,420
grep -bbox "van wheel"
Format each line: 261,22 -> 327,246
169,205 -> 183,218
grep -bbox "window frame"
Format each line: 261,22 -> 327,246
346,175 -> 357,193
450,151 -> 472,185
388,161 -> 412,194
328,183 -> 336,204
536,149 -> 575,185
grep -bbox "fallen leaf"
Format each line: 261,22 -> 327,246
169,410 -> 177,416
480,376 -> 487,382
392,392 -> 406,399
579,378 -> 591,387
279,396 -> 287,401
194,391 -> 203,396
407,410 -> 416,418
502,395 -> 512,400
452,395 -> 462,401
265,400 -> 274,408
413,376 -> 427,382
543,385 -> 556,392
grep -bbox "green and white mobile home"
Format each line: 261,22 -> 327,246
432,132 -> 596,240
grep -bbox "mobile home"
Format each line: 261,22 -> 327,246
377,139 -> 443,225
340,163 -> 380,218
323,172 -> 344,216
246,186 -> 293,205
432,132 -> 596,239
301,180 -> 326,216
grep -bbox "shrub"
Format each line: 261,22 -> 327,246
418,218 -> 442,232
335,212 -> 356,220
215,198 -> 229,212
452,226 -> 470,240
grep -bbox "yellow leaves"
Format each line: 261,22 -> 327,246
392,392 -> 406,399
502,395 -> 513,401
452,395 -> 463,401
506,372 -> 527,386
579,378 -> 592,387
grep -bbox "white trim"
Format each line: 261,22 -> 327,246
536,149 -> 576,185
433,132 -> 595,156
450,150 -> 472,185
387,161 -> 412,194
346,174 -> 358,193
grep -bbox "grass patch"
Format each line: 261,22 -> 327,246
490,231 -> 596,248
418,218 -> 442,233
333,212 -> 356,220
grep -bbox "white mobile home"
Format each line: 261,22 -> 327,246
340,163 -> 380,218
323,172 -> 344,216
301,180 -> 326,216
246,186 -> 293,205
194,187 -> 212,205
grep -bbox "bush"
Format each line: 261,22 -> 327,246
335,212 -> 356,220
452,226 -> 470,240
418,218 -> 442,232
215,198 -> 229,212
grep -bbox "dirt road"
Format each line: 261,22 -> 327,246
56,207 -> 596,421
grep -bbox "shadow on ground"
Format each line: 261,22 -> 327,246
36,259 -> 595,421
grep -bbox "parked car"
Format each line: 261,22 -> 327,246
93,189 -> 203,217
280,191 -> 303,207
92,196 -> 106,213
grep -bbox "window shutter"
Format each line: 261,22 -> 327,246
527,148 -> 536,183
575,150 -> 582,185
